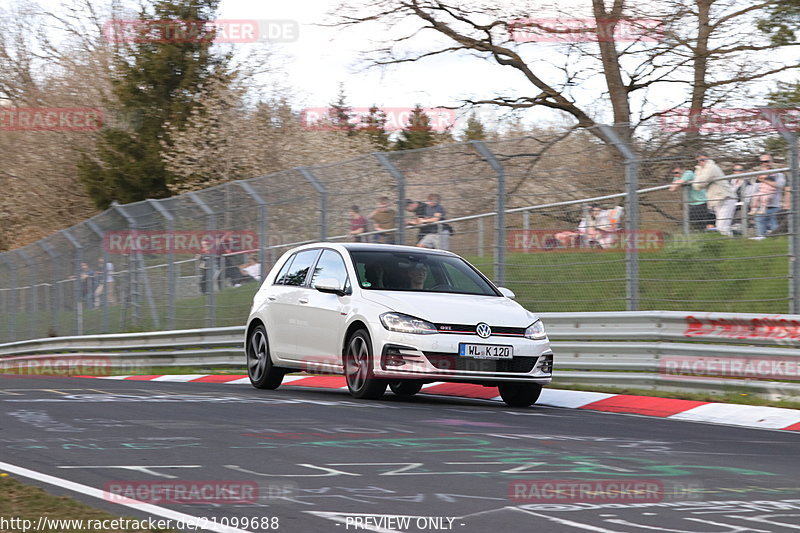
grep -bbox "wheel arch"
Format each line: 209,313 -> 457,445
246,317 -> 265,342
342,319 -> 370,358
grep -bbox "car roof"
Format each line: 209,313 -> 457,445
290,242 -> 457,256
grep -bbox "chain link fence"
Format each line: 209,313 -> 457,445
0,122 -> 797,343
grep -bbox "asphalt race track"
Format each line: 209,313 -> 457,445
1,375 -> 799,533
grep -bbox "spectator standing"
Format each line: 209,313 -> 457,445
79,262 -> 96,308
94,257 -> 116,306
692,153 -> 736,236
668,165 -> 712,231
752,154 -> 786,240
220,231 -> 245,287
349,206 -> 368,242
367,196 -> 396,244
731,164 -> 758,234
197,241 -> 219,294
405,198 -> 428,243
415,193 -> 450,250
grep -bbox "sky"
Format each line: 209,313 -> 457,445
216,0 -> 575,133
213,0 -> 800,136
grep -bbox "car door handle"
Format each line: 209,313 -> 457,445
267,295 -> 277,301
298,297 -> 309,304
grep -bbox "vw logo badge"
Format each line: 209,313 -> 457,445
476,323 -> 492,339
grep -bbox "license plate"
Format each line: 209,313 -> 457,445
458,343 -> 513,359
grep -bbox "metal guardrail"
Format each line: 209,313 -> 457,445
0,312 -> 798,400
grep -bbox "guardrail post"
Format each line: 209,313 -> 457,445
761,110 -> 800,313
296,167 -> 328,242
373,153 -> 406,246
39,242 -> 59,334
597,124 -> 639,311
237,181 -> 269,280
188,192 -> 218,327
0,256 -> 16,342
471,141 -> 506,287
146,199 -> 176,330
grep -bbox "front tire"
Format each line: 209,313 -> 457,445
498,382 -> 543,407
247,324 -> 286,389
344,329 -> 386,399
389,381 -> 423,397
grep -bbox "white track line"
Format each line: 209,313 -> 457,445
0,461 -> 252,533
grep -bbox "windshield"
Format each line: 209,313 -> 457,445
349,250 -> 499,296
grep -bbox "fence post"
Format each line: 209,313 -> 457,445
85,220 -> 110,332
762,109 -> 800,313
296,167 -> 328,242
0,255 -> 16,341
61,229 -> 84,335
682,186 -> 690,236
39,242 -> 59,334
16,250 -> 36,339
597,124 -> 639,311
146,199 -> 176,331
477,217 -> 485,257
112,203 -> 160,331
237,181 -> 269,280
373,153 -> 406,246
187,192 -> 217,328
471,141 -> 506,287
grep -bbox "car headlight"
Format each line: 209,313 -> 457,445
380,312 -> 437,335
524,320 -> 547,340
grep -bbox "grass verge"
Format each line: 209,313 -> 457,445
0,475 -> 172,532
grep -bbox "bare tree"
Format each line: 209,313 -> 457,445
330,0 -> 800,146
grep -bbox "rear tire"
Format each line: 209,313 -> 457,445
389,381 -> 423,397
498,383 -> 543,407
344,329 -> 386,400
247,324 -> 286,390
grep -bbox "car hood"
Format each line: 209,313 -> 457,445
360,290 -> 536,326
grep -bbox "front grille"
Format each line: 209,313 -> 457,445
424,352 -> 537,373
434,324 -> 527,337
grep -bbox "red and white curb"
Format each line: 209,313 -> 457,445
82,374 -> 800,432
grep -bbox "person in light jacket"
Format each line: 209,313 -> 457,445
692,152 -> 736,236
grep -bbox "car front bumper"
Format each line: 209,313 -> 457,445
372,330 -> 553,384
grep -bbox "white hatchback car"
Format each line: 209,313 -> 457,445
245,243 -> 553,407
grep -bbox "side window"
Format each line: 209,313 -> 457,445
441,262 -> 485,294
282,249 -> 320,287
273,255 -> 296,285
311,249 -> 349,289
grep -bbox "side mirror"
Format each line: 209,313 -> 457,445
498,287 -> 516,299
315,278 -> 346,296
